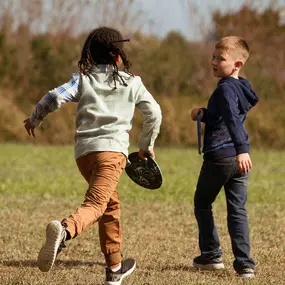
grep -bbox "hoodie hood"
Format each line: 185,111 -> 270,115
219,77 -> 259,113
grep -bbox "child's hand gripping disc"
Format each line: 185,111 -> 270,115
125,152 -> 163,190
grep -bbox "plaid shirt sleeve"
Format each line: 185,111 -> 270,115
30,73 -> 80,127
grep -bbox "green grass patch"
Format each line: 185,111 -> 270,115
0,144 -> 285,284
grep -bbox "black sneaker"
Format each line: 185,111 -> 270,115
37,220 -> 67,272
193,255 -> 225,270
105,258 -> 136,285
237,267 -> 255,278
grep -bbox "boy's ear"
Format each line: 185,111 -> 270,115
235,60 -> 244,70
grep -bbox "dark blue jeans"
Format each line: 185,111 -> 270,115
194,157 -> 255,271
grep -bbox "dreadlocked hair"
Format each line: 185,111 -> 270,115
78,27 -> 133,89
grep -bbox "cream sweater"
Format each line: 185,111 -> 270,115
29,65 -> 162,159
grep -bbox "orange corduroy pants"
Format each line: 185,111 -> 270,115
63,151 -> 126,268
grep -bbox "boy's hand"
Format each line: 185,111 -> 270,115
190,108 -> 204,121
236,153 -> 252,174
138,149 -> 155,160
23,118 -> 35,137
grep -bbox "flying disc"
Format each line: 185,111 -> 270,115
125,152 -> 163,190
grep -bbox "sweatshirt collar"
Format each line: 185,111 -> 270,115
92,64 -> 115,73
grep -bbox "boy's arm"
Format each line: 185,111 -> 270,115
134,79 -> 162,157
29,73 -> 80,128
218,89 -> 249,154
218,90 -> 252,173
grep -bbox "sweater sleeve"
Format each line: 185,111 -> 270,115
134,78 -> 162,150
29,73 -> 80,127
218,89 -> 249,154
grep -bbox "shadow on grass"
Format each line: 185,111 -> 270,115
143,264 -> 231,278
2,260 -> 231,279
2,260 -> 105,268
161,265 -> 198,272
143,264 -> 197,272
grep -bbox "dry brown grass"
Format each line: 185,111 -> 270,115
1,195 -> 285,285
1,144 -> 284,284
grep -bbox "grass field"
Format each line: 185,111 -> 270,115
0,143 -> 285,285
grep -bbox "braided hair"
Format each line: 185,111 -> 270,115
78,27 -> 133,88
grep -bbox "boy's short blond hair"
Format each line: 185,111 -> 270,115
215,36 -> 249,62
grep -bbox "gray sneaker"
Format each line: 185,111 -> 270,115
193,255 -> 225,270
37,220 -> 67,272
237,267 -> 255,278
105,258 -> 136,285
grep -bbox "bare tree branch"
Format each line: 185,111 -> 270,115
0,0 -> 147,36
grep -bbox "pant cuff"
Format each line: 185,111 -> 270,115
105,251 -> 122,267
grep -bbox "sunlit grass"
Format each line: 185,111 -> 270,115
1,144 -> 284,203
1,144 -> 285,284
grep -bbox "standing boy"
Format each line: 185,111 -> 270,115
190,36 -> 259,278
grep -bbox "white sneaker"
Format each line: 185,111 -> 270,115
37,220 -> 66,272
237,268 -> 255,278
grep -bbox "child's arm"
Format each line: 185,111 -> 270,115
134,79 -> 162,160
218,89 -> 251,173
190,108 -> 207,122
23,73 -> 80,137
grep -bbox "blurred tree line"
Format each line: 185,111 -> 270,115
0,0 -> 284,148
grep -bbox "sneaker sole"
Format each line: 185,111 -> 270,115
37,221 -> 63,272
105,261 -> 136,285
238,273 -> 255,278
193,262 -> 225,270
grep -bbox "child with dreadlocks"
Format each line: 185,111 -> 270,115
23,26 -> 162,285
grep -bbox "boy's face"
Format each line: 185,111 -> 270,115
211,48 -> 237,78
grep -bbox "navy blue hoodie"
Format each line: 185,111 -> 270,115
201,77 -> 259,161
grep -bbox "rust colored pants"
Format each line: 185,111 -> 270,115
63,151 -> 126,268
